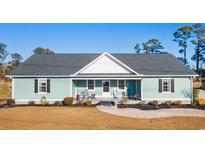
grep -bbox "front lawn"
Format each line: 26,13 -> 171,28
0,107 -> 205,130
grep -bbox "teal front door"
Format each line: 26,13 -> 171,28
127,80 -> 136,98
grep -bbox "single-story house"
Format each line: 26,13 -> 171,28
7,52 -> 198,104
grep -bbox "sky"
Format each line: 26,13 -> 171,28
0,23 -> 197,67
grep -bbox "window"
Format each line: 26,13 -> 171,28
118,80 -> 125,90
38,79 -> 47,93
88,80 -> 95,90
162,79 -> 171,92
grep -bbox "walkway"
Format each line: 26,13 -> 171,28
97,106 -> 205,119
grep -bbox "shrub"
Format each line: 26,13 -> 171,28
193,88 -> 199,101
153,100 -> 159,106
62,97 -> 74,105
7,99 -> 15,106
122,97 -> 129,104
41,96 -> 49,105
83,100 -> 92,105
197,98 -> 205,106
54,101 -> 62,106
172,100 -> 182,106
28,101 -> 35,105
165,100 -> 172,106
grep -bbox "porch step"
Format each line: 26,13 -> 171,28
96,101 -> 115,106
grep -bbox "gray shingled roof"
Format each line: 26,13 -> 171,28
8,53 -> 197,76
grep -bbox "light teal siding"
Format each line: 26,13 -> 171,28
75,80 -> 86,95
72,80 -> 76,98
95,80 -> 102,96
142,77 -> 191,100
74,80 -> 102,96
110,80 -> 117,96
73,80 -> 139,97
14,78 -> 70,100
13,77 -> 191,101
136,80 -> 141,96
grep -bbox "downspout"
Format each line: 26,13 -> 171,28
190,77 -> 193,104
141,79 -> 143,101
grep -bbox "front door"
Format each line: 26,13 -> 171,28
102,80 -> 110,96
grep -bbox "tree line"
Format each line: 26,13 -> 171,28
134,23 -> 205,71
0,45 -> 55,78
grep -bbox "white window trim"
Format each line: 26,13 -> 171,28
117,80 -> 126,91
87,80 -> 95,91
162,78 -> 171,93
37,78 -> 48,94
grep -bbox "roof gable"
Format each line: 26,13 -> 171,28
74,52 -> 138,75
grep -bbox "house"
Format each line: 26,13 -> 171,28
7,52 -> 198,104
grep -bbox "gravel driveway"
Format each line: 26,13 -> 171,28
97,106 -> 205,119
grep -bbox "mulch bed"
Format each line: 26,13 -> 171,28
0,104 -> 96,109
117,104 -> 205,110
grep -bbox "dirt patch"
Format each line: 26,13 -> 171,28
0,107 -> 205,130
0,99 -> 7,105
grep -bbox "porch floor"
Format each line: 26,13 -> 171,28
90,97 -> 141,105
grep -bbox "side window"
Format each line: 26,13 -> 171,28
88,80 -> 95,90
118,80 -> 125,90
38,79 -> 47,93
162,79 -> 171,92
159,79 -> 174,93
35,79 -> 50,93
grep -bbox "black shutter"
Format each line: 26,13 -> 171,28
159,79 -> 162,93
47,79 -> 50,93
34,79 -> 38,93
171,79 -> 174,92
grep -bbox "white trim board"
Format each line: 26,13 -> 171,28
7,74 -> 198,78
12,78 -> 14,99
72,52 -> 140,76
6,75 -> 71,78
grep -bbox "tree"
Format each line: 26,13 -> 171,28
0,43 -> 9,78
0,42 -> 23,78
177,57 -> 186,64
142,38 -> 164,54
33,47 -> 55,54
191,23 -> 205,71
134,43 -> 141,54
173,25 -> 192,65
7,53 -> 23,73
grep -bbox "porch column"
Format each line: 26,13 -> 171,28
190,77 -> 193,104
70,78 -> 72,97
12,78 -> 14,99
141,79 -> 143,100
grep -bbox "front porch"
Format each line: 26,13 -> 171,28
71,79 -> 142,102
90,97 -> 141,105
